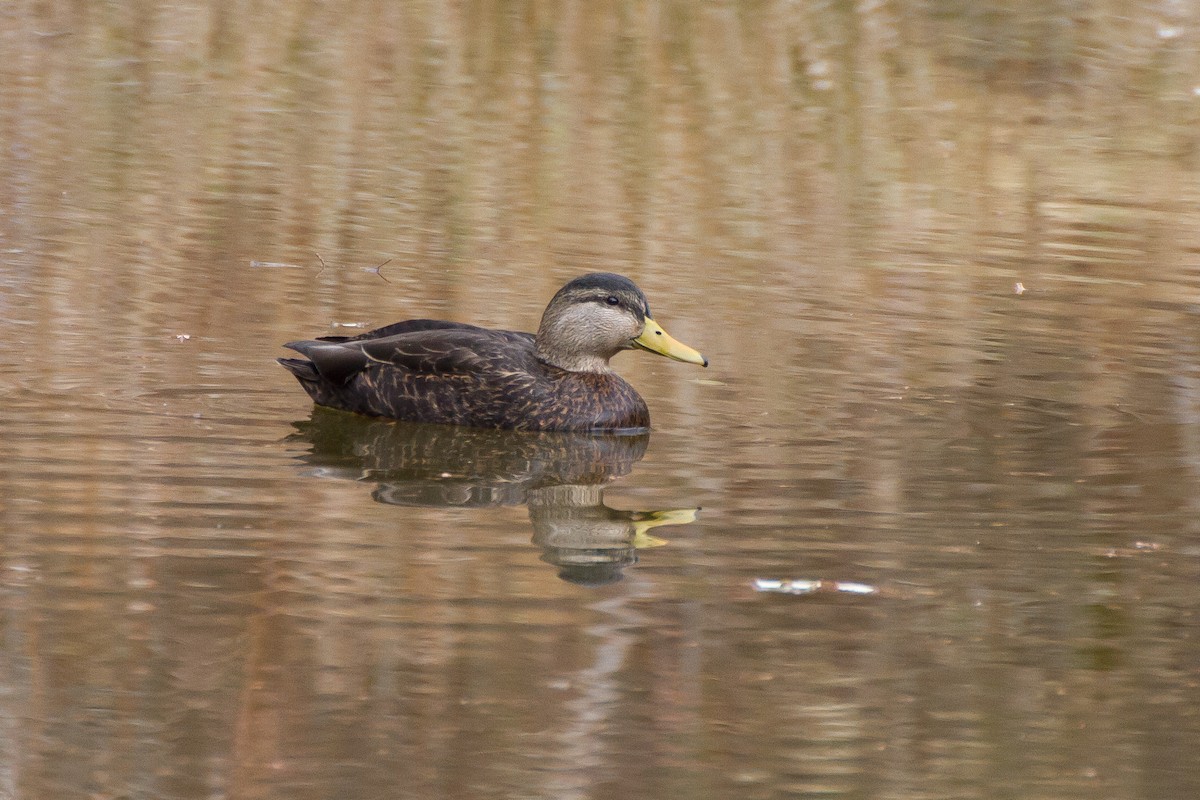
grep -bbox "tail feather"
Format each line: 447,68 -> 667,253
281,340 -> 369,384
277,357 -> 321,383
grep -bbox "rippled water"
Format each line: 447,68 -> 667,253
3,3 -> 1200,799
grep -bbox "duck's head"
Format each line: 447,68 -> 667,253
535,273 -> 709,373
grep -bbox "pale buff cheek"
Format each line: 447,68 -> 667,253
556,309 -> 638,351
563,325 -> 618,358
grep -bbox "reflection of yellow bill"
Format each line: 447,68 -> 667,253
632,507 -> 701,548
633,318 -> 708,367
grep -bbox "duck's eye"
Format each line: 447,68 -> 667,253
605,296 -> 620,306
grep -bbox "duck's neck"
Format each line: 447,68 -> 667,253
535,340 -> 614,373
534,318 -> 616,374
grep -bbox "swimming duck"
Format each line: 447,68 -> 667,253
278,272 -> 708,431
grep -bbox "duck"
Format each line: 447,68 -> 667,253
278,272 -> 708,431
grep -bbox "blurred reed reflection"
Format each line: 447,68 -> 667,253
287,408 -> 698,585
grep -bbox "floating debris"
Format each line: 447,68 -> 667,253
1014,281 -> 1026,295
363,258 -> 393,283
249,260 -> 304,269
754,579 -> 819,594
174,334 -> 191,342
330,321 -> 370,329
753,578 -> 878,596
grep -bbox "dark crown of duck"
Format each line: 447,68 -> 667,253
278,272 -> 707,432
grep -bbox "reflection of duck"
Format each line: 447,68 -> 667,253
279,273 -> 707,432
528,484 -> 697,586
287,408 -> 699,585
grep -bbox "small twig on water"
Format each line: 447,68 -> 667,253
314,252 -> 328,277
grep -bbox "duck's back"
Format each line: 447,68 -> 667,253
279,321 -> 650,431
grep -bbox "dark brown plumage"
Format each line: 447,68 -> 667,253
278,273 -> 707,432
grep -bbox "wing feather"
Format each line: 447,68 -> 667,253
356,329 -> 533,375
291,327 -> 537,384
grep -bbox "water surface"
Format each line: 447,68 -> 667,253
2,3 -> 1200,798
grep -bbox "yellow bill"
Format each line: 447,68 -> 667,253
632,318 -> 709,367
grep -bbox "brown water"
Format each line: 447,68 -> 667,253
3,3 -> 1200,799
